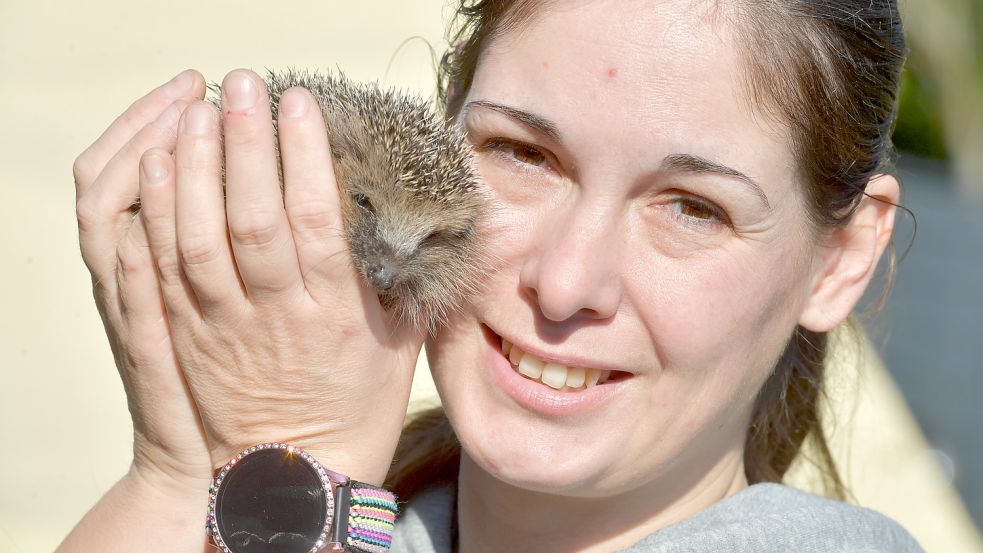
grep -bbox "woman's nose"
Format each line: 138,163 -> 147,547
519,203 -> 623,322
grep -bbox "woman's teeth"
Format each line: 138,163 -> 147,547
502,338 -> 610,391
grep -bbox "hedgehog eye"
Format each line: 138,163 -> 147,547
353,193 -> 375,213
422,230 -> 443,246
421,230 -> 440,244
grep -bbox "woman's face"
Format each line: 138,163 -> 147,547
428,0 -> 820,497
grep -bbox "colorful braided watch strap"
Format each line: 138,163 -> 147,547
346,482 -> 399,553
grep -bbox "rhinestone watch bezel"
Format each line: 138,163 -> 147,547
205,442 -> 340,553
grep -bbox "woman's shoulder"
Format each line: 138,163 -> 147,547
389,482 -> 925,553
391,485 -> 456,553
624,482 -> 924,553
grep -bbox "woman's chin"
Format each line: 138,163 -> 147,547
460,431 -> 609,496
449,389 -> 644,498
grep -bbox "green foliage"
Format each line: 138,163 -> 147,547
893,65 -> 949,159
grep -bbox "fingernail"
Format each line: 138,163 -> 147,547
224,70 -> 259,111
180,103 -> 216,135
280,88 -> 309,118
162,69 -> 194,97
141,153 -> 168,184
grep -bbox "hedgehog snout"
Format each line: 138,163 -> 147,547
367,258 -> 398,291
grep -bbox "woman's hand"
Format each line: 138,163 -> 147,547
137,69 -> 423,485
66,69 -> 214,553
74,69 -> 213,486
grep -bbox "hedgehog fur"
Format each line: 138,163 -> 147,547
208,69 -> 487,331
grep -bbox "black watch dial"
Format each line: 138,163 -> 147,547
215,448 -> 331,553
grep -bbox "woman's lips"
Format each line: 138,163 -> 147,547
480,323 -> 629,417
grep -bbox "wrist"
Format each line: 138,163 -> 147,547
126,459 -> 211,506
131,425 -> 213,484
207,412 -> 407,486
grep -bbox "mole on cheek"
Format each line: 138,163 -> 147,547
543,60 -> 550,69
607,67 -> 618,78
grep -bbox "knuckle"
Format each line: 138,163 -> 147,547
178,233 -> 223,267
122,340 -> 165,373
119,139 -> 145,168
222,126 -> 264,151
122,127 -> 163,163
229,210 -> 281,248
139,199 -> 172,231
222,129 -> 268,153
73,154 -> 95,194
117,238 -> 150,279
288,200 -> 339,232
126,95 -> 174,132
122,315 -> 173,362
224,123 -> 257,147
154,252 -> 184,285
75,195 -> 101,234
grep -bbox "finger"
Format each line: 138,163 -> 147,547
139,148 -> 202,321
221,69 -> 303,300
174,101 -> 245,312
116,211 -> 167,329
276,87 -> 360,296
117,213 -> 189,399
117,214 -> 214,482
75,69 -> 205,198
86,99 -> 190,215
77,100 -> 191,312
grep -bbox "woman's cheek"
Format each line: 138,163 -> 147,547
624,233 -> 793,373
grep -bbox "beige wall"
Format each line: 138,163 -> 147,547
0,2 -> 446,551
0,1 -> 978,552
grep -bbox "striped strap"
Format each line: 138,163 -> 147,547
346,481 -> 398,553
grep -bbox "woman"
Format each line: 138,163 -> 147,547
63,0 -> 922,551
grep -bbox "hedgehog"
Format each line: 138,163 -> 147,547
208,69 -> 486,331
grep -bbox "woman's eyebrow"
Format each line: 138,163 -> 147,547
464,100 -> 561,142
662,153 -> 771,209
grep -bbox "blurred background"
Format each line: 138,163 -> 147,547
0,1 -> 980,551
868,0 -> 983,540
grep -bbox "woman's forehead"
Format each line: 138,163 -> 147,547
470,0 -> 798,202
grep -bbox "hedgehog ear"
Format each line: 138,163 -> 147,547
329,133 -> 366,164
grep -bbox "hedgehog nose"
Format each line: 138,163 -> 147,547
367,262 -> 396,291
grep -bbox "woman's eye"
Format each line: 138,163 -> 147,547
510,143 -> 547,166
678,200 -> 715,220
480,139 -> 550,169
669,197 -> 731,228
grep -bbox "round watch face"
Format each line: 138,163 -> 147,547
210,445 -> 334,553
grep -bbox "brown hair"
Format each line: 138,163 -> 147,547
386,0 -> 907,503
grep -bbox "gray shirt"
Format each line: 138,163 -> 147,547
391,482 -> 924,552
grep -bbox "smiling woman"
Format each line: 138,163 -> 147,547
385,0 -> 918,550
61,0 -> 924,551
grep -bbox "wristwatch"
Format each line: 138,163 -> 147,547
205,443 -> 398,553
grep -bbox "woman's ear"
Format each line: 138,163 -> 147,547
798,174 -> 900,332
